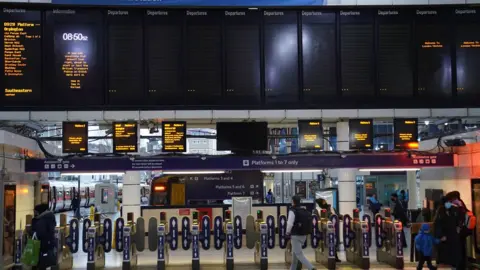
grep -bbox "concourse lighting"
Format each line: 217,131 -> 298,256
162,170 -> 225,175
261,169 -> 323,173
358,168 -> 420,172
61,172 -> 125,176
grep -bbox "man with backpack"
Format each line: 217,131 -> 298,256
286,196 -> 317,270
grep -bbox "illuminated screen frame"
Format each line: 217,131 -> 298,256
161,121 -> 187,153
112,121 -> 138,153
62,121 -> 89,154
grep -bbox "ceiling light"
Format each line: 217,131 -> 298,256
61,172 -> 125,176
358,168 -> 420,172
261,169 -> 323,173
162,170 -> 225,175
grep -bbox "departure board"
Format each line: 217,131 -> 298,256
455,9 -> 480,98
145,10 -> 183,105
44,9 -> 103,106
416,9 -> 452,98
62,121 -> 88,154
264,11 -> 299,104
340,10 -> 374,96
107,10 -> 144,105
349,119 -> 373,150
394,118 -> 418,149
377,9 -> 414,97
185,11 -> 222,104
162,121 -> 187,152
224,10 -> 261,104
1,8 -> 41,104
302,11 -> 337,100
113,122 -> 138,153
298,120 -> 323,150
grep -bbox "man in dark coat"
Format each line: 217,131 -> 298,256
31,204 -> 57,270
434,196 -> 463,269
391,193 -> 409,248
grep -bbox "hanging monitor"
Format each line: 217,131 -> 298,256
349,119 -> 373,150
162,121 -> 187,152
113,122 -> 138,153
298,120 -> 323,150
394,118 -> 419,149
62,121 -> 88,154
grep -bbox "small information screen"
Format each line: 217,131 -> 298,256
349,119 -> 373,150
113,122 -> 138,153
162,121 -> 187,152
394,118 -> 418,149
62,122 -> 88,154
298,120 -> 323,150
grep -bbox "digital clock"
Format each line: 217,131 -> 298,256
62,32 -> 89,41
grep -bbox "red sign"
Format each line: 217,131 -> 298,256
179,209 -> 190,216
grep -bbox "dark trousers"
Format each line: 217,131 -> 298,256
417,253 -> 436,270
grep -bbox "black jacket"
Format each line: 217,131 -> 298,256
31,210 -> 56,253
434,207 -> 462,267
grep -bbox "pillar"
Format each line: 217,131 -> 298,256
122,171 -> 141,220
335,121 -> 357,215
406,170 -> 420,209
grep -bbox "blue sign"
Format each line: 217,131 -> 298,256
185,171 -> 262,201
169,217 -> 178,250
15,238 -> 21,264
24,153 -> 453,172
115,218 -> 124,252
266,215 -> 275,249
362,232 -> 369,257
362,215 -> 371,248
181,217 -> 191,250
226,223 -> 234,259
82,219 -> 91,253
233,216 -> 242,249
213,216 -> 223,250
260,224 -> 268,259
343,215 -> 351,248
123,227 -> 131,262
328,231 -> 335,258
311,215 -> 319,249
375,216 -> 383,248
104,218 -> 112,252
68,219 -> 79,253
87,228 -> 95,263
192,225 -> 199,261
158,226 -> 165,262
201,216 -> 211,250
51,0 -> 326,6
278,215 -> 287,249
396,231 -> 403,257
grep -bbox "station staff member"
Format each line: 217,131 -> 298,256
286,196 -> 317,270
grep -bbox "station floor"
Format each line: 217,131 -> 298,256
55,212 -> 450,269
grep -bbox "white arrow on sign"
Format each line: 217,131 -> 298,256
204,219 -> 208,226
172,240 -> 176,247
268,219 -> 272,225
172,219 -> 176,227
184,219 -> 188,227
70,164 -> 75,168
281,219 -> 285,225
216,219 -> 220,226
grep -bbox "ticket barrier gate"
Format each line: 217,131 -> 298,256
246,210 -> 268,270
343,209 -> 371,270
375,209 -> 404,269
14,214 -> 79,270
315,209 -> 337,270
84,213 -> 113,270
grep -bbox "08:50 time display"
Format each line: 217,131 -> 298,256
62,33 -> 89,41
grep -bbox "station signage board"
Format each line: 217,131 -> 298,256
349,119 -> 373,150
62,121 -> 88,154
394,118 -> 419,149
113,122 -> 138,153
298,120 -> 323,150
162,121 -> 187,152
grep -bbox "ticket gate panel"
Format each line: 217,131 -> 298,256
67,219 -> 79,253
245,215 -> 256,249
136,217 -> 145,252
148,217 -> 158,252
83,219 -> 92,253
115,218 -> 125,252
278,215 -> 287,249
191,224 -> 200,270
104,218 -> 113,253
201,215 -> 211,250
311,215 -> 319,249
266,215 -> 275,249
233,215 -> 243,249
181,217 -> 191,250
213,216 -> 223,250
169,217 -> 179,251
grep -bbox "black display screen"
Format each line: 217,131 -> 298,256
145,10 -> 184,105
185,10 -> 222,104
349,119 -> 373,150
107,10 -> 143,105
298,120 -> 323,150
162,121 -> 187,152
113,122 -> 138,153
394,118 -> 418,149
44,9 -> 103,106
377,9 -> 414,97
62,121 -> 88,154
216,122 -> 268,151
264,11 -> 299,104
302,11 -> 337,100
340,10 -> 374,96
224,10 -> 261,104
455,9 -> 480,98
1,9 -> 42,105
416,9 -> 452,98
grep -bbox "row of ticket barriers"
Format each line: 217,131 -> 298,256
12,208 -> 405,270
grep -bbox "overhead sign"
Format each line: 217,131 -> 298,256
62,122 -> 88,154
184,171 -> 263,201
349,119 -> 373,150
162,121 -> 186,152
394,118 -> 418,149
24,153 -> 454,172
298,120 -> 323,150
113,122 -> 138,153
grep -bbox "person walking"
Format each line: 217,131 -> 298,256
31,204 -> 57,270
368,193 -> 382,217
287,196 -> 317,270
391,193 -> 409,248
434,196 -> 462,269
415,223 -> 445,270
